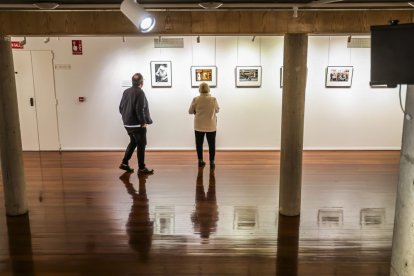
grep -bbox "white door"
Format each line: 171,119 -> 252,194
14,51 -> 39,151
13,50 -> 60,151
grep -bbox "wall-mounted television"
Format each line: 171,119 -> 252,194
370,23 -> 414,87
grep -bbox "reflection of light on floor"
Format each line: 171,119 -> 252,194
154,206 -> 175,235
318,207 -> 343,228
360,208 -> 385,228
233,206 -> 258,234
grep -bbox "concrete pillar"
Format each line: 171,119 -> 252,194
276,215 -> 300,275
7,214 -> 34,274
390,85 -> 414,276
279,33 -> 308,216
0,35 -> 28,216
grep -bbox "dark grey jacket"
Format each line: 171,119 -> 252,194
119,86 -> 153,126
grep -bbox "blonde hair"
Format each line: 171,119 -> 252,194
199,82 -> 210,94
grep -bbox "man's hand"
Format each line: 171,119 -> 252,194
142,124 -> 148,128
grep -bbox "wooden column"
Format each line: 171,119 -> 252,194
0,35 -> 28,216
279,33 -> 308,216
391,85 -> 414,276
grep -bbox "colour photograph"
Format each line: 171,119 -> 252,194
325,66 -> 353,88
191,66 -> 217,87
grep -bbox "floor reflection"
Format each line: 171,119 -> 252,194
154,206 -> 175,235
360,208 -> 386,228
120,172 -> 153,261
276,214 -> 300,276
7,214 -> 35,276
191,167 -> 218,240
233,206 -> 259,234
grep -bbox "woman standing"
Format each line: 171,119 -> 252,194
189,82 -> 220,167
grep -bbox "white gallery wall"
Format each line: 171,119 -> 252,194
12,35 -> 404,150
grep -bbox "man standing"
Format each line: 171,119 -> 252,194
119,73 -> 154,174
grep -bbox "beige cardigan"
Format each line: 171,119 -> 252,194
188,93 -> 220,132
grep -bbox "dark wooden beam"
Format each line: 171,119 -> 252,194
0,10 -> 412,35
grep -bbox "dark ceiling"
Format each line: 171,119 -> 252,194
0,0 -> 412,9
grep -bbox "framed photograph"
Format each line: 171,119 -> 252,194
150,61 -> 172,87
325,66 -> 353,88
235,66 -> 262,87
191,66 -> 217,88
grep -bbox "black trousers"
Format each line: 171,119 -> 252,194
122,127 -> 147,169
195,130 -> 216,162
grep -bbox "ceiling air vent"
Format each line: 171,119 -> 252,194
154,37 -> 184,48
347,37 -> 370,48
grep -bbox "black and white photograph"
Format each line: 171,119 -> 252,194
151,61 -> 172,87
235,66 -> 262,87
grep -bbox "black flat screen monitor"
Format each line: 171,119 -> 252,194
370,23 -> 414,86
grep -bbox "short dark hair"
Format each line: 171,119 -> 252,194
132,73 -> 144,87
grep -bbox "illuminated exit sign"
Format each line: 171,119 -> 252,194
11,41 -> 23,49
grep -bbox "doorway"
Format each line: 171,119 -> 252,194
13,50 -> 60,151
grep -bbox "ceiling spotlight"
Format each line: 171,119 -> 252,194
293,6 -> 298,18
251,36 -> 256,42
408,2 -> 414,7
33,2 -> 59,10
197,36 -> 200,43
120,0 -> 156,33
198,2 -> 223,9
44,37 -> 50,44
20,37 -> 27,46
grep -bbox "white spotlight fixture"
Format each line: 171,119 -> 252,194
20,37 -> 27,46
44,37 -> 50,44
120,0 -> 156,33
409,2 -> 414,7
293,6 -> 298,18
33,2 -> 59,10
198,2 -> 223,9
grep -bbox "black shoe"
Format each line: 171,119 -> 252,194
119,163 -> 134,172
198,160 -> 206,167
138,167 -> 154,174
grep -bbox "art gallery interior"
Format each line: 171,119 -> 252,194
0,1 -> 414,275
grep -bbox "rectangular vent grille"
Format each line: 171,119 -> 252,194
154,38 -> 184,48
347,37 -> 371,48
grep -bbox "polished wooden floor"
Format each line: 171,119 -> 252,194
0,151 -> 400,275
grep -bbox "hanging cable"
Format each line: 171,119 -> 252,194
327,36 -> 331,66
399,85 -> 413,120
191,36 -> 194,66
236,36 -> 239,66
214,36 -> 217,66
399,84 -> 406,114
259,37 -> 262,66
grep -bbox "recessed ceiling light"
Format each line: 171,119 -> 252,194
33,2 -> 59,10
198,2 -> 223,9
